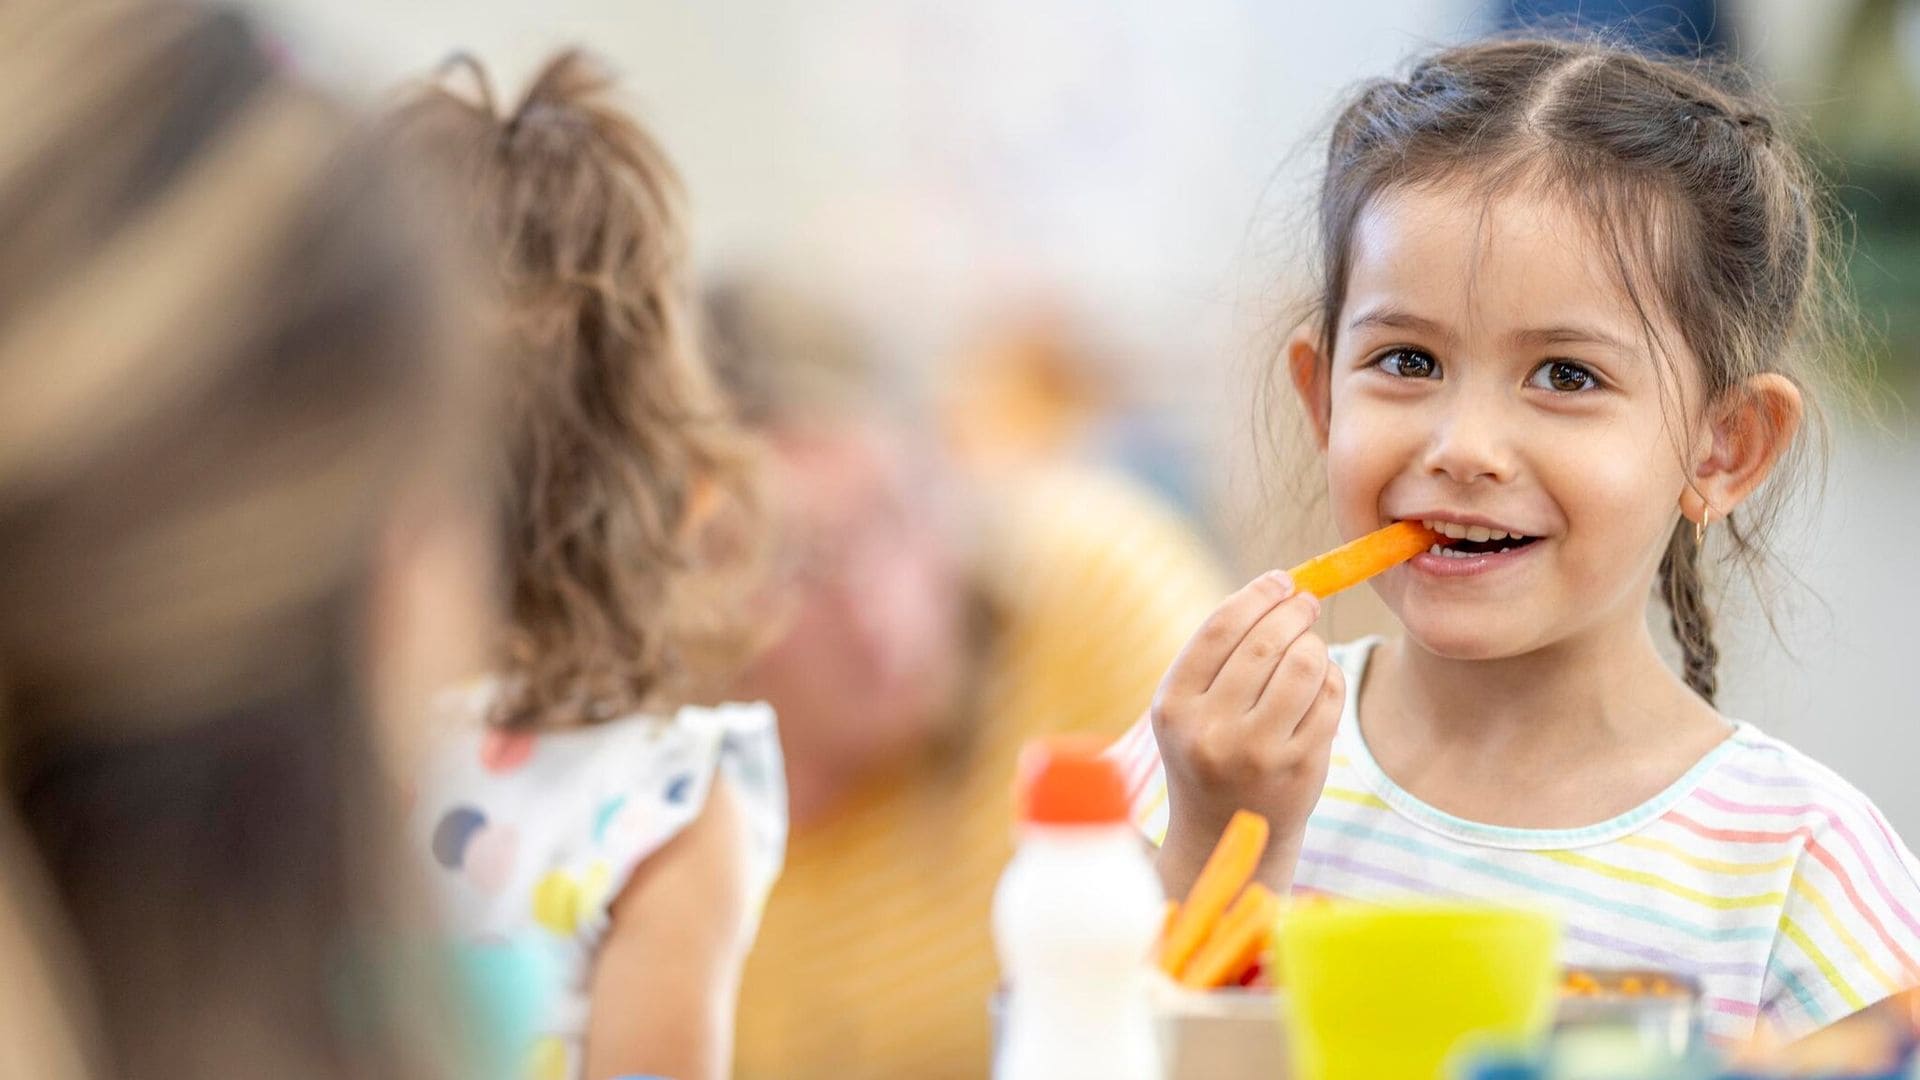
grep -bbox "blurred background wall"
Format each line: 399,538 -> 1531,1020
243,0 -> 1920,830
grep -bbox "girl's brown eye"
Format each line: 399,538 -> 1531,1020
1530,359 -> 1599,393
1376,348 -> 1439,379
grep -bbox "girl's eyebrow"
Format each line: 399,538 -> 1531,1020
1348,308 -> 1635,355
1511,324 -> 1636,353
1347,307 -> 1453,340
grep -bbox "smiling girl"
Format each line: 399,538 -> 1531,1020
1113,36 -> 1920,1043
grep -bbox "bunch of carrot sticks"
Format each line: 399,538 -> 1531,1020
1156,811 -> 1279,990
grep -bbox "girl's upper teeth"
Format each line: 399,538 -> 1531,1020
1421,519 -> 1526,542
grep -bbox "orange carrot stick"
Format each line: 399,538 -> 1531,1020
1178,883 -> 1282,989
1158,810 -> 1269,976
1286,520 -> 1442,599
1203,892 -> 1280,990
1224,907 -> 1280,988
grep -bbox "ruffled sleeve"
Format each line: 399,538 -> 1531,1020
569,701 -> 788,947
415,696 -> 786,957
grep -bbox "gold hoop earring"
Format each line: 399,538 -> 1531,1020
1695,508 -> 1711,547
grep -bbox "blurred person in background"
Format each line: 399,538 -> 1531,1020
0,1 -> 489,1076
941,308 -> 1109,475
706,276 -> 1230,1079
942,308 -> 1213,526
386,52 -> 785,1080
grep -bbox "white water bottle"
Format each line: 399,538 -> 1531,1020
994,737 -> 1165,1080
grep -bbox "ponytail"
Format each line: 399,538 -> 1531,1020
1659,521 -> 1720,704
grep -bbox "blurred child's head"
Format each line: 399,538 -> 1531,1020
1285,36 -> 1847,700
387,52 -> 764,729
0,1 -> 478,1074
704,277 -> 969,788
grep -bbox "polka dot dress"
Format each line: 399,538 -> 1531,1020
414,685 -> 787,1079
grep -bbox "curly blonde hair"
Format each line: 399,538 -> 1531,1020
386,51 -> 764,729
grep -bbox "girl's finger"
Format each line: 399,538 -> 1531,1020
1245,630 -> 1330,736
1205,591 -> 1321,713
1161,571 -> 1300,700
1282,660 -> 1345,747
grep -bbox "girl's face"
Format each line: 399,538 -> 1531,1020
1311,183 -> 1705,661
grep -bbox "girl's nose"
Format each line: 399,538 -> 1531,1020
1420,389 -> 1518,485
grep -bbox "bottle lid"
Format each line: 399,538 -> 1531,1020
1015,735 -> 1129,825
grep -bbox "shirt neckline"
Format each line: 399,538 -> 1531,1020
1334,636 -> 1753,851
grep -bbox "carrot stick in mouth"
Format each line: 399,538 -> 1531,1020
1286,520 -> 1443,599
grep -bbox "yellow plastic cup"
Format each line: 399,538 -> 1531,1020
1277,903 -> 1560,1080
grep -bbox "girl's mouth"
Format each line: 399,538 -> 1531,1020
1409,518 -> 1542,576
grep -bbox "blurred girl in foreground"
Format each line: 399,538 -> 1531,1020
0,2 -> 487,1075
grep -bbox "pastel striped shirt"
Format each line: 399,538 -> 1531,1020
1111,637 -> 1920,1044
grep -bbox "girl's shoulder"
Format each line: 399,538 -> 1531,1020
412,689 -> 786,947
422,685 -> 779,798
1328,638 -> 1917,863
1698,723 -> 1920,860
1707,727 -> 1920,1038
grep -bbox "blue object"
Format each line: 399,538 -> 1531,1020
452,936 -> 561,1080
1500,0 -> 1728,57
431,805 -> 487,869
592,794 -> 628,845
664,772 -> 693,804
1463,1059 -> 1543,1080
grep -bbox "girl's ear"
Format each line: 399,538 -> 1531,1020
1681,373 -> 1803,526
1287,324 -> 1333,451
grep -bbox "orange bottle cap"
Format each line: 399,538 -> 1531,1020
1016,735 -> 1130,825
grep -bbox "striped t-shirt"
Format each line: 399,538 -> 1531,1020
1111,637 -> 1920,1044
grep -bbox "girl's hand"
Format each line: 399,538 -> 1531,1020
1151,571 -> 1343,897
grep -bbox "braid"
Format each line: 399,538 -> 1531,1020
1659,522 -> 1720,704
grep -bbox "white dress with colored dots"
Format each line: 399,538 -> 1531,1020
413,684 -> 786,1080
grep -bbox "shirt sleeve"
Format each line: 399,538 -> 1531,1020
1107,713 -> 1170,846
572,701 -> 788,948
1760,790 -> 1920,1039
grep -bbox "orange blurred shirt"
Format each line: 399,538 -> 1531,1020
734,465 -> 1228,1079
